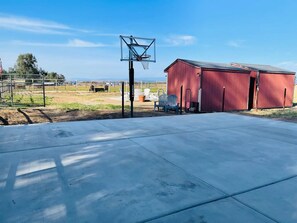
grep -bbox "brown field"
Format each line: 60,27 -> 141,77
1,84 -> 297,125
0,83 -> 177,125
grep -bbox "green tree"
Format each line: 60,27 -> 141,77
0,69 -> 8,80
39,68 -> 48,76
15,53 -> 39,78
57,74 -> 65,84
12,53 -> 66,83
45,72 -> 65,84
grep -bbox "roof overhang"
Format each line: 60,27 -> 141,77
164,59 -> 199,73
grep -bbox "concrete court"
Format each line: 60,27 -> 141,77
0,113 -> 297,223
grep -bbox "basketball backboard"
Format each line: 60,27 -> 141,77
120,35 -> 156,63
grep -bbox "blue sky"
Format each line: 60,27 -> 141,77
0,0 -> 297,81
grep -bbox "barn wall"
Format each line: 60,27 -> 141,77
201,70 -> 250,112
167,60 -> 200,108
257,73 -> 295,108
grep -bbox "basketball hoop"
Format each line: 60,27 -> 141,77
119,35 -> 156,117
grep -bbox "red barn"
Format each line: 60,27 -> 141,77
164,59 -> 251,112
231,63 -> 296,109
164,59 -> 296,112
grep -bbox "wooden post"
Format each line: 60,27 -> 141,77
222,87 -> 225,112
283,88 -> 287,110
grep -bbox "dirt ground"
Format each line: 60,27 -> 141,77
1,90 -> 297,125
2,106 -> 297,126
0,107 -> 181,125
0,91 -> 180,125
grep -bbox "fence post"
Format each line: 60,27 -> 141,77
10,74 -> 13,106
42,75 -> 46,107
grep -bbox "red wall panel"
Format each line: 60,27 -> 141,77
166,60 -> 296,112
257,73 -> 295,108
167,60 -> 200,107
201,70 -> 250,112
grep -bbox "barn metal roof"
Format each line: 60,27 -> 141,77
164,59 -> 296,74
164,59 -> 249,72
231,62 -> 295,74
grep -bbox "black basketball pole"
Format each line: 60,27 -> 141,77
129,36 -> 134,118
121,81 -> 124,117
129,61 -> 134,117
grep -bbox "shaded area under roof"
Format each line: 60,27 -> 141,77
164,59 -> 249,72
231,62 -> 295,74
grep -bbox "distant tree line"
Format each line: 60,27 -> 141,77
1,53 -> 65,83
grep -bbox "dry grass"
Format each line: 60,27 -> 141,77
1,84 -> 297,125
0,84 -> 172,125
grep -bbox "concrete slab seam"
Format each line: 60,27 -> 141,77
132,138 -> 297,223
231,197 -> 279,223
229,174 -> 297,198
141,173 -> 297,222
140,173 -> 295,223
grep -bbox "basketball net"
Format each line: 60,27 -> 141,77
139,54 -> 150,70
141,61 -> 149,70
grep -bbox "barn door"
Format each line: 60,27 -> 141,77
248,77 -> 255,110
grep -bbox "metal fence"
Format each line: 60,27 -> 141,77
0,74 -> 61,107
0,73 -> 167,107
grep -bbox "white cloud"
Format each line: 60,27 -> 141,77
0,14 -> 76,34
10,39 -> 110,48
227,40 -> 245,48
67,39 -> 106,47
164,35 -> 196,46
